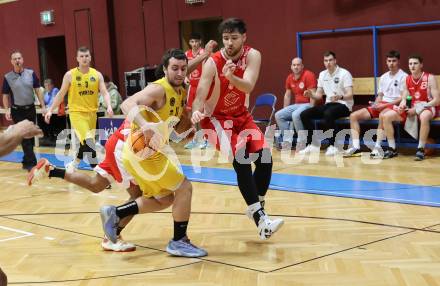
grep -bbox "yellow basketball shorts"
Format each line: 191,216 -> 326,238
122,143 -> 185,198
69,111 -> 97,143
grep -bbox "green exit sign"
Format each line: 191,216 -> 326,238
40,10 -> 54,25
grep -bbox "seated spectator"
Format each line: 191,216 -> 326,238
377,54 -> 440,161
299,51 -> 353,156
344,50 -> 407,157
274,57 -> 317,150
99,75 -> 122,115
37,78 -> 65,145
43,78 -> 59,108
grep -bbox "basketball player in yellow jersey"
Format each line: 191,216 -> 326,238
100,49 -> 207,257
45,46 -> 114,172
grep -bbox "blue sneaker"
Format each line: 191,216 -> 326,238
198,140 -> 209,149
184,140 -> 198,149
166,236 -> 207,257
100,205 -> 119,243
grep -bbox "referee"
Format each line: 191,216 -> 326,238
2,51 -> 46,171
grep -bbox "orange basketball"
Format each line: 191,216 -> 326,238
130,129 -> 151,153
425,137 -> 436,156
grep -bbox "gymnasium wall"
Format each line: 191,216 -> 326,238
1,0 -> 439,109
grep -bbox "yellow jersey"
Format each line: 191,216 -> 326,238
132,77 -> 186,142
68,67 -> 100,112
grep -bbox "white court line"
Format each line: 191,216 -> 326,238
0,225 -> 34,242
272,187 -> 440,207
44,236 -> 55,240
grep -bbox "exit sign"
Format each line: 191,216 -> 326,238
40,10 -> 54,25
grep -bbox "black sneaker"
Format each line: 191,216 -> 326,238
415,148 -> 425,161
383,148 -> 398,159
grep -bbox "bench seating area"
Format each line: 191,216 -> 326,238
312,76 -> 440,149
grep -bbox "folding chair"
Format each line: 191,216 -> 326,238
250,93 -> 277,135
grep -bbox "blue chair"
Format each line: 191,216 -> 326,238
251,93 -> 277,133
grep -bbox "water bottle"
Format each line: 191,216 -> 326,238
406,95 -> 412,109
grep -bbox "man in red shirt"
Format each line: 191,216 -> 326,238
191,18 -> 283,240
379,54 -> 440,160
274,58 -> 317,150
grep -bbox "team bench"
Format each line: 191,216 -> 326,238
312,76 -> 440,149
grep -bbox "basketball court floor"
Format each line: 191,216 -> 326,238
0,144 -> 439,285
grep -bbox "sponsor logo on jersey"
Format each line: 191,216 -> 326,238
224,90 -> 240,107
79,90 -> 95,96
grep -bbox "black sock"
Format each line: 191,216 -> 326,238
49,167 -> 66,179
232,158 -> 259,205
252,208 -> 266,225
115,201 -> 139,219
173,221 -> 188,241
116,225 -> 124,236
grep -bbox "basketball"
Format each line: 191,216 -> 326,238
425,137 -> 436,156
130,129 -> 151,153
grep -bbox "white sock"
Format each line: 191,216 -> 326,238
247,202 -> 262,215
388,139 -> 396,150
353,139 -> 360,149
258,195 -> 265,202
418,142 -> 425,149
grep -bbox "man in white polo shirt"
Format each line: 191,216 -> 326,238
344,50 -> 407,157
299,51 -> 353,156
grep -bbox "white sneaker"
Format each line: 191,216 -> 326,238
325,145 -> 339,156
343,147 -> 362,157
370,147 -> 384,159
258,217 -> 284,240
101,235 -> 136,252
298,144 -> 320,155
65,160 -> 79,173
27,158 -> 53,186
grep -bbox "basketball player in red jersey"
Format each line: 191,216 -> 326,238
379,54 -> 440,160
184,32 -> 214,149
191,18 -> 283,240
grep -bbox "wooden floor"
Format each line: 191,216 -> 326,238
0,144 -> 439,285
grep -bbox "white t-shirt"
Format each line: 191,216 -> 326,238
318,66 -> 353,110
378,69 -> 407,102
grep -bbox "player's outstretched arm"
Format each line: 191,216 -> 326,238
191,58 -> 216,124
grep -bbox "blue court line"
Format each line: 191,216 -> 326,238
2,151 -> 440,208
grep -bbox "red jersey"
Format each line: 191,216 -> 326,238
185,48 -> 204,87
285,70 -> 317,104
205,46 -> 252,117
112,119 -> 130,141
406,72 -> 431,107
